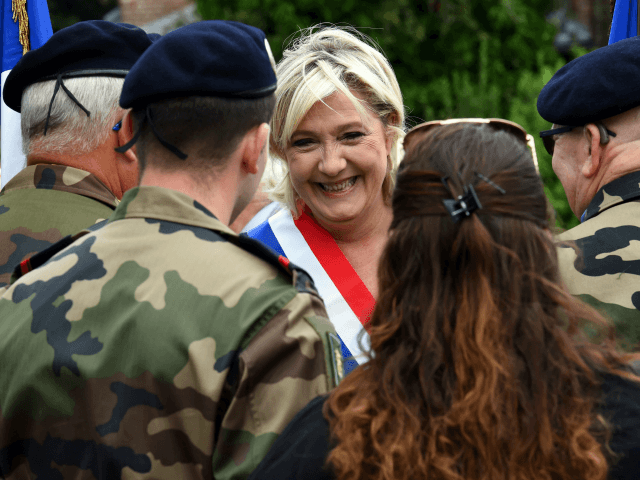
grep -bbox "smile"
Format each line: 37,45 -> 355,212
318,176 -> 357,192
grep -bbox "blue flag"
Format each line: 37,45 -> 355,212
1,0 -> 52,125
609,0 -> 638,44
1,0 -> 52,187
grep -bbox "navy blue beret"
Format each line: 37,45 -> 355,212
119,20 -> 277,110
3,20 -> 156,113
538,36 -> 640,126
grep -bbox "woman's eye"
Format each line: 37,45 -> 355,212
292,138 -> 313,147
343,132 -> 364,141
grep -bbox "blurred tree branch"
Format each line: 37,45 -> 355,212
47,0 -> 117,32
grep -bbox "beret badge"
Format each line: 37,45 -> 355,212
264,39 -> 276,74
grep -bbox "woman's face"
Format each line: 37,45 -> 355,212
285,91 -> 392,226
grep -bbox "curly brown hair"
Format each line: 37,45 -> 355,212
325,122 -> 640,480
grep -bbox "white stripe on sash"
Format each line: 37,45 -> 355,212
268,209 -> 369,363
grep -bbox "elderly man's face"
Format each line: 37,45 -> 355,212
551,126 -> 588,217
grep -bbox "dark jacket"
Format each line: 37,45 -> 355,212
249,371 -> 640,480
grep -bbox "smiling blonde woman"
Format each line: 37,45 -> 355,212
246,26 -> 405,374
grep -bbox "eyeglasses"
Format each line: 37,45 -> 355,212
403,118 -> 539,174
538,123 -> 616,156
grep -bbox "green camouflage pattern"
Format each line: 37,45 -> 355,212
0,185 -> 340,479
0,164 -> 118,288
557,170 -> 640,349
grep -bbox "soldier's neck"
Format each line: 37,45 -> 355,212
139,167 -> 235,226
26,142 -> 128,199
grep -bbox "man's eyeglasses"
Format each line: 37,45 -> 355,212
403,118 -> 539,174
538,123 -> 616,156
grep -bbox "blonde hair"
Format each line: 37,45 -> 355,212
267,26 -> 405,216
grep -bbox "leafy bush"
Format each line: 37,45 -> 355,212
196,0 -> 581,229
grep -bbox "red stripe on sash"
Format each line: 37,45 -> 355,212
294,211 -> 375,329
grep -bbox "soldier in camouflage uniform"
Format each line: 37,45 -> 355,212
0,21 -> 342,479
537,36 -> 640,348
0,21 -> 158,288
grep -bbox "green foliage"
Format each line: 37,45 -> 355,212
197,0 -> 581,229
47,0 -> 118,32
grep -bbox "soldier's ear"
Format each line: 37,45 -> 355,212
240,123 -> 270,175
117,110 -> 138,164
582,124 -> 601,178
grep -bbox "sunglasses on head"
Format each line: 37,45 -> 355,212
538,123 -> 616,156
403,118 -> 539,174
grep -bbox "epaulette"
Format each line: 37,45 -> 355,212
232,233 -> 320,297
11,230 -> 89,283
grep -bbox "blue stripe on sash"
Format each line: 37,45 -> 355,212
341,342 -> 358,375
246,219 -> 286,257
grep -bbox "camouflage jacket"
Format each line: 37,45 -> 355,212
557,170 -> 640,349
0,186 -> 342,480
0,164 -> 118,288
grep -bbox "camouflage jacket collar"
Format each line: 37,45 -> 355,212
582,170 -> 640,222
110,186 -> 236,235
0,164 -> 119,208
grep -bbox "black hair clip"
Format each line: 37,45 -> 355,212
441,176 -> 482,223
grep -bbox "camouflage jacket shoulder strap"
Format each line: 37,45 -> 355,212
10,225 -> 321,299
11,230 -> 91,283
233,232 -> 320,297
11,219 -> 110,283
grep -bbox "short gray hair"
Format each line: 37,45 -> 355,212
268,26 -> 406,216
21,76 -> 125,156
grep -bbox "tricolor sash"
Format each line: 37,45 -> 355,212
246,208 -> 374,374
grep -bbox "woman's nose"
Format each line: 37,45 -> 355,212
318,145 -> 347,176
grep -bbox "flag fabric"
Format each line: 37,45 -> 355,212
609,0 -> 638,44
1,0 -> 52,188
246,208 -> 374,375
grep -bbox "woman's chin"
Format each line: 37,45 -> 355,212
307,206 -> 362,226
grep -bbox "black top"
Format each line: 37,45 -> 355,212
249,373 -> 640,480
